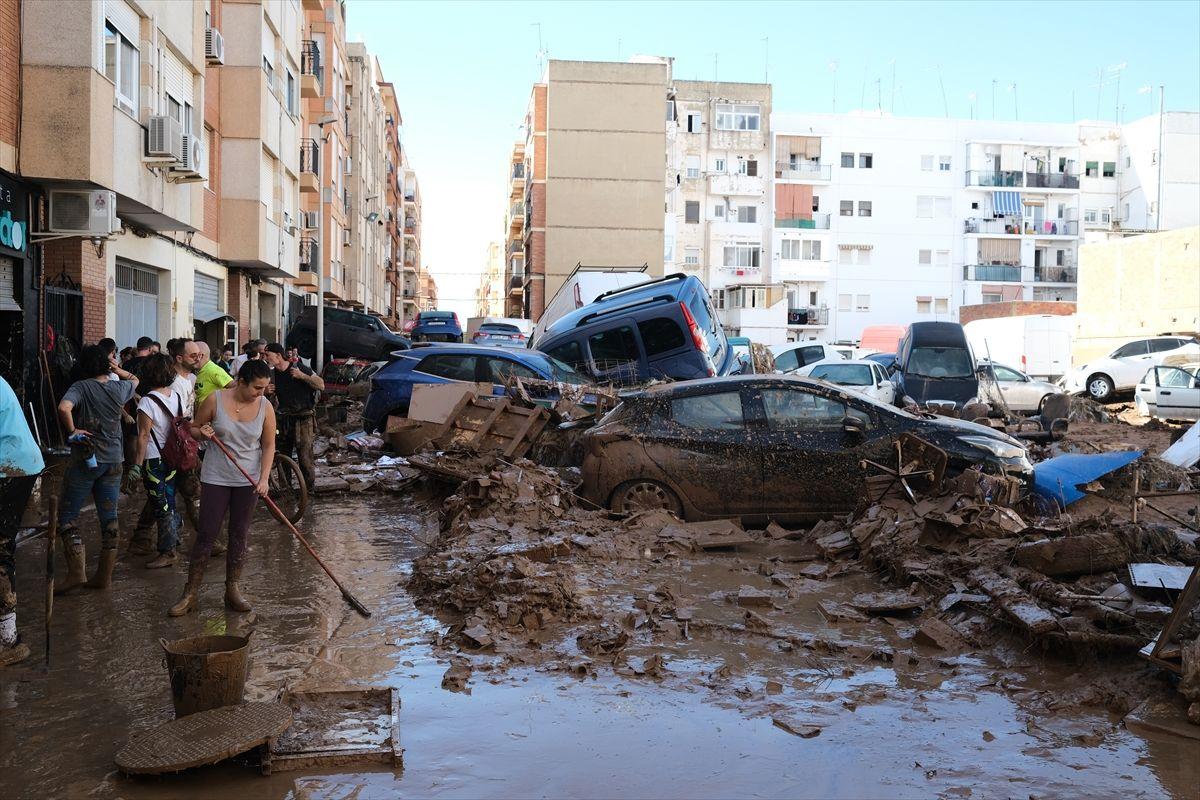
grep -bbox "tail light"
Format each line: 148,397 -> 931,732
1020,354 -> 1027,372
679,302 -> 709,355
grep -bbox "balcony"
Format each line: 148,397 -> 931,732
708,172 -> 764,196
1034,266 -> 1078,283
299,139 -> 319,194
300,41 -> 322,99
1025,171 -> 1079,190
404,217 -> 416,235
1029,219 -> 1079,236
508,274 -> 524,295
787,306 -> 830,326
775,160 -> 831,181
963,264 -> 1023,282
964,216 -> 1021,235
509,203 -> 524,227
777,259 -> 832,282
966,170 -> 1023,188
775,213 -> 831,230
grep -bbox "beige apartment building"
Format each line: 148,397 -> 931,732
475,240 -> 504,317
521,59 -> 668,319
503,142 -> 525,316
401,166 -> 423,322
345,42 -> 387,316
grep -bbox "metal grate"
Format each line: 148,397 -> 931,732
116,262 -> 159,295
115,702 -> 293,775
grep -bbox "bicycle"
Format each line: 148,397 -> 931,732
267,452 -> 309,524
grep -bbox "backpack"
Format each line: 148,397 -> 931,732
146,392 -> 200,472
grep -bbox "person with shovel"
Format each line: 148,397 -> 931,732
169,359 -> 275,617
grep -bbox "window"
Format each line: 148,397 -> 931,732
1083,208 -> 1098,224
918,249 -> 932,265
736,206 -> 757,223
638,318 -> 686,356
714,158 -> 726,173
1125,203 -> 1131,220
482,358 -> 540,383
916,298 -> 932,314
859,153 -> 873,169
286,70 -> 297,116
934,298 -> 949,314
936,250 -> 949,267
685,201 -> 700,224
263,56 -> 274,90
1100,208 -> 1112,224
589,326 -> 640,375
545,341 -> 584,371
1103,161 -> 1116,178
857,248 -> 871,265
809,290 -> 818,305
722,244 -> 761,268
781,239 -> 802,260
837,293 -> 852,311
991,365 -> 1025,382
841,152 -> 855,168
917,196 -> 933,218
857,201 -> 872,217
934,197 -> 951,218
417,355 -> 477,382
1149,338 -> 1185,353
802,240 -> 821,260
737,159 -> 748,175
838,249 -> 852,265
855,294 -> 870,311
1157,366 -> 1196,388
920,155 -> 934,171
981,292 -> 1003,304
103,23 -> 139,113
1085,161 -> 1099,177
684,248 -> 700,266
713,204 -> 725,219
685,155 -> 701,179
1125,155 -> 1131,168
939,156 -> 951,172
714,103 -> 760,131
686,112 -> 702,133
671,392 -> 744,431
840,200 -> 854,217
1113,340 -> 1152,358
746,159 -> 758,177
760,389 -> 850,432
774,350 -> 799,371
812,195 -> 820,212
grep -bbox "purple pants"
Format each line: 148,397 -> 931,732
193,482 -> 256,568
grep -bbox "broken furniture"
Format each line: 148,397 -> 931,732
862,433 -> 948,504
115,702 -> 293,776
270,686 -> 402,772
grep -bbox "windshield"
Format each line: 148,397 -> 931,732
480,323 -> 520,333
420,311 -> 455,320
526,353 -> 588,384
907,347 -> 975,379
810,364 -> 874,386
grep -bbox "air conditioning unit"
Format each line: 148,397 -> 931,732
48,190 -> 119,236
283,212 -> 297,236
170,134 -> 206,182
146,116 -> 184,162
205,27 -> 225,65
304,292 -> 320,306
303,210 -> 320,230
344,157 -> 353,176
342,228 -> 351,247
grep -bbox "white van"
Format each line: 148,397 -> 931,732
964,315 -> 1073,381
530,265 -> 650,347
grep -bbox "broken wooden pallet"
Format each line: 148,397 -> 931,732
430,395 -> 550,459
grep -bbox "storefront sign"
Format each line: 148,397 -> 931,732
0,173 -> 29,258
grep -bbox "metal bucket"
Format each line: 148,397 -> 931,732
160,634 -> 250,718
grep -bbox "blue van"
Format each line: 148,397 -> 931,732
894,321 -> 980,408
535,274 -> 733,384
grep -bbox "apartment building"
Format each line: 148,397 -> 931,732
520,59 -> 668,319
400,166 -> 422,323
475,240 -> 504,317
503,142 -> 525,317
344,43 -> 387,316
418,270 -> 438,312
379,81 -> 403,328
666,79 -> 775,341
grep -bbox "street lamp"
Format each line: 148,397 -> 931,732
315,114 -> 337,369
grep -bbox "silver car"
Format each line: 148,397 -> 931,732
981,361 -> 1065,413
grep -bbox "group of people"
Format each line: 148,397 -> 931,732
0,334 -> 324,666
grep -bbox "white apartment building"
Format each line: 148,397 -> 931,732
760,110 -> 1199,346
345,43 -> 388,316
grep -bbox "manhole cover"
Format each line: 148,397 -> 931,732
116,702 -> 293,775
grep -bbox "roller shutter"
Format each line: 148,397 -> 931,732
194,272 -> 221,320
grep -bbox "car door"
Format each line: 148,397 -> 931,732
1152,366 -> 1200,421
642,388 -> 760,517
1110,340 -> 1153,387
478,355 -> 547,399
749,384 -> 888,515
992,364 -> 1036,411
585,321 -> 646,385
871,364 -> 895,405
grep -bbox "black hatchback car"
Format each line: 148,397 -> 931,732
286,306 -> 410,364
581,375 -> 1033,524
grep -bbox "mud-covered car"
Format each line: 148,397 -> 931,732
581,375 -> 1033,525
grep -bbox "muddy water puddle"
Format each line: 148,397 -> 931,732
1,495 -> 1195,799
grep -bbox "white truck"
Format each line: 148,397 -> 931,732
530,265 -> 650,346
963,315 -> 1073,381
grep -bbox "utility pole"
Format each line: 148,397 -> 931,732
830,61 -> 838,113
762,37 -> 768,83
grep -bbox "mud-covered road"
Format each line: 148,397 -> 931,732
2,491 -> 1196,799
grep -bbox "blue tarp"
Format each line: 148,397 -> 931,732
1032,450 -> 1142,507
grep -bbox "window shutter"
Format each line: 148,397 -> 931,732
160,45 -> 194,111
105,0 -> 140,45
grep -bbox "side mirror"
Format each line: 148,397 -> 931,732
842,414 -> 866,438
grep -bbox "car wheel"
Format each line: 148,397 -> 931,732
611,480 -> 683,516
1086,374 -> 1114,402
1037,395 -> 1052,414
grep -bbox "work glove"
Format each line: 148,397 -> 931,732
122,464 -> 144,495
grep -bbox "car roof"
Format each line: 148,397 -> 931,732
632,373 -> 832,397
808,359 -> 879,368
907,321 -> 969,347
402,343 -> 546,360
541,273 -> 698,337
770,341 -> 832,354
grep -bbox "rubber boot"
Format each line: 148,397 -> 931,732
210,534 -> 227,558
125,524 -> 156,557
145,549 -> 177,569
168,561 -> 206,617
0,642 -> 29,667
224,563 -> 251,613
85,549 -> 118,590
54,531 -> 87,595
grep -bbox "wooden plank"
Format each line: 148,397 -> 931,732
1150,561 -> 1200,661
969,568 -> 1059,634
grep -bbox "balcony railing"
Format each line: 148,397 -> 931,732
964,264 -> 1022,282
964,216 -> 1021,235
966,170 -> 1023,187
300,139 -> 319,175
510,202 -> 524,220
511,164 -> 525,180
1034,266 -> 1078,283
1025,171 -> 1080,190
300,40 -> 322,82
1029,219 -> 1078,236
508,274 -> 524,291
404,217 -> 416,234
299,237 -> 318,270
775,212 -> 831,230
775,161 -> 831,181
787,306 -> 830,326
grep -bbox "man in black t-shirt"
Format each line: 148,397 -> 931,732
264,343 -> 324,490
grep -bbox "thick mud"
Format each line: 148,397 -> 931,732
1,492 -> 1197,799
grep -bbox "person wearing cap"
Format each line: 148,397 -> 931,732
262,342 -> 323,490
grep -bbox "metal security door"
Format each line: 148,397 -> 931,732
116,262 -> 160,348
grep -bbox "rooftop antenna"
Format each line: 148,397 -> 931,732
532,22 -> 546,77
616,37 -> 621,60
1109,62 -> 1127,123
875,77 -> 882,112
991,78 -> 997,119
1008,82 -> 1018,120
829,60 -> 839,113
928,65 -> 948,117
968,90 -> 977,120
889,58 -> 897,113
860,61 -> 868,110
712,52 -> 718,81
762,37 -> 769,83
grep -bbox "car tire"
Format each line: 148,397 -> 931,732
1037,395 -> 1052,414
610,480 -> 683,516
1085,374 -> 1115,403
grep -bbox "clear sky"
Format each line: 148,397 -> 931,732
350,0 -> 1200,317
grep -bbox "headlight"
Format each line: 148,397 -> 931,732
957,435 -> 1027,459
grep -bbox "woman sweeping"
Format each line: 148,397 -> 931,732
170,360 -> 275,616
